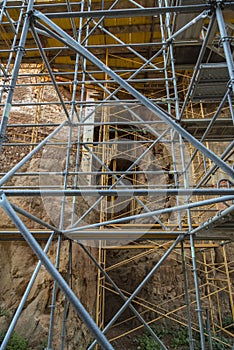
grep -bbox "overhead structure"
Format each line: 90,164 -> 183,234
0,1 -> 234,349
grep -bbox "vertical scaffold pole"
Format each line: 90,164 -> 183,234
0,0 -> 35,152
190,232 -> 206,349
0,233 -> 54,350
215,1 -> 234,93
181,241 -> 195,350
88,235 -> 183,350
0,192 -> 114,350
60,240 -> 73,350
47,234 -> 62,350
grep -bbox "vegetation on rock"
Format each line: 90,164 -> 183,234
0,332 -> 31,350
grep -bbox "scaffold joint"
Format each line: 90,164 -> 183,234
13,45 -> 26,56
216,0 -> 226,9
207,0 -> 225,9
0,191 -> 5,203
219,36 -> 234,47
0,134 -> 9,142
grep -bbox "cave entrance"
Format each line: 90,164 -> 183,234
93,124 -> 147,223
91,122 -> 173,337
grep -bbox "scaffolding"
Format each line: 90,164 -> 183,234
0,0 -> 234,349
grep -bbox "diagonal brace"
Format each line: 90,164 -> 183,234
0,191 -> 114,350
32,10 -> 234,179
88,234 -> 184,349
79,242 -> 168,350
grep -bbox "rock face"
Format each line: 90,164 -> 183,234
0,78 -> 98,349
105,241 -> 234,350
0,240 -> 98,349
0,149 -> 99,349
0,71 -> 234,350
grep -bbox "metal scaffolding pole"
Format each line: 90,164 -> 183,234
32,11 -> 234,178
60,239 -> 72,350
0,1 -> 234,348
0,121 -> 67,187
0,191 -> 114,350
215,1 -> 234,93
0,0 -> 35,152
0,0 -> 27,103
181,241 -> 195,350
41,3 -> 234,19
180,14 -> 216,118
88,234 -> 183,350
78,241 -> 167,348
47,234 -> 62,350
30,27 -> 71,122
0,233 -> 55,350
63,195 -> 234,233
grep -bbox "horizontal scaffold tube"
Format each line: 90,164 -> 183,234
63,195 -> 234,233
33,11 -> 234,179
3,189 -> 234,196
44,3 -> 234,19
0,192 -> 114,350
